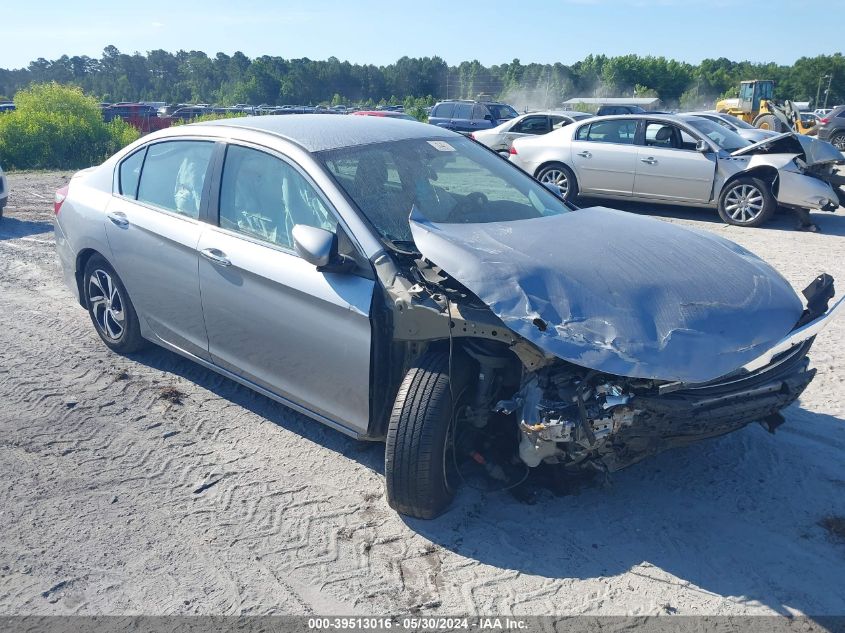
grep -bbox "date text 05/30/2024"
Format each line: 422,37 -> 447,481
307,617 -> 528,630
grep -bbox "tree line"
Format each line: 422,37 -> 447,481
1,46 -> 843,110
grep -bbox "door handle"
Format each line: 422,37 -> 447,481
107,211 -> 129,227
200,248 -> 232,267
577,151 -> 592,158
640,157 -> 658,165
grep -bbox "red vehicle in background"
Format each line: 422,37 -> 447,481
352,110 -> 416,121
101,103 -> 172,134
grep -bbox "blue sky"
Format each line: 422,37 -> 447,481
3,0 -> 839,69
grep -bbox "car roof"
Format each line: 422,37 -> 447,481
520,110 -> 590,117
196,113 -> 455,152
585,113 -> 690,124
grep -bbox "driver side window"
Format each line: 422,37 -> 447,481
218,145 -> 335,249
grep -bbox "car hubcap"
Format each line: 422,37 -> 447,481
540,169 -> 569,197
88,269 -> 125,341
833,135 -> 845,151
724,184 -> 764,223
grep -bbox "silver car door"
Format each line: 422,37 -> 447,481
105,139 -> 216,360
634,122 -> 716,203
197,143 -> 375,435
569,119 -> 638,196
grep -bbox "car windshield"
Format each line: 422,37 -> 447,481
318,136 -> 570,247
685,118 -> 750,152
488,104 -> 518,120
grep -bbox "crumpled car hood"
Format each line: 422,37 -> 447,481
409,207 -> 804,384
731,131 -> 845,165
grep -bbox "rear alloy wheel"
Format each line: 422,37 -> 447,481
830,132 -> 845,152
718,177 -> 776,227
537,163 -> 578,201
83,255 -> 146,353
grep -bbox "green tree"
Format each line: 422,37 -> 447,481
0,82 -> 138,169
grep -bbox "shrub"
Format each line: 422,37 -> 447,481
0,83 -> 140,170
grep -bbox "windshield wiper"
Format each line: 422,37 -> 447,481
383,238 -> 420,256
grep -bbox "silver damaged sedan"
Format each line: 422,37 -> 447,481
509,113 -> 845,227
54,116 -> 843,518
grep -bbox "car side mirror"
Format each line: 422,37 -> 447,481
292,224 -> 336,268
292,224 -> 356,273
696,139 -> 710,153
484,114 -> 493,121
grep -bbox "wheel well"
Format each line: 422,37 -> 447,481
74,248 -> 101,308
722,166 -> 779,198
534,160 -> 569,179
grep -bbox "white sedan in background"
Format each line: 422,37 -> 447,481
470,110 -> 591,153
0,164 -> 8,219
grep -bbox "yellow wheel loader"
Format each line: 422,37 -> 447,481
715,80 -> 817,135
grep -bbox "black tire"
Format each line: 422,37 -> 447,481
830,132 -> 845,152
717,177 -> 777,227
82,254 -> 146,353
754,114 -> 783,133
385,349 -> 474,519
536,162 -> 579,201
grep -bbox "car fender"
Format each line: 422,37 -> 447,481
776,171 -> 839,210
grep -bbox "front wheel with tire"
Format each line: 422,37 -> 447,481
83,254 -> 146,353
717,177 -> 776,227
536,163 -> 578,201
830,132 -> 845,152
754,114 -> 783,132
385,349 -> 474,519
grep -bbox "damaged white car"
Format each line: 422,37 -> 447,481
54,116 -> 843,519
509,113 -> 845,227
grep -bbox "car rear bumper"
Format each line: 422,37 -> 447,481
53,217 -> 79,303
817,127 -> 833,141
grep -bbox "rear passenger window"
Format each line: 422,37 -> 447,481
453,103 -> 473,119
218,145 -> 336,250
582,119 -> 637,144
137,141 -> 214,219
472,104 -> 490,119
119,148 -> 146,198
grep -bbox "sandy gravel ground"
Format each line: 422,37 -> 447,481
0,171 -> 844,617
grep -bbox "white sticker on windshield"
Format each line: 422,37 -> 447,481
427,140 -> 456,152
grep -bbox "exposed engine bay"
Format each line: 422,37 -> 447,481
372,208 -> 839,479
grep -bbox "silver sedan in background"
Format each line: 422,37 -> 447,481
470,110 -> 591,153
688,111 -> 780,143
510,113 -> 844,227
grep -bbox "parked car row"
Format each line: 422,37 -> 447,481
52,114 -> 844,519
